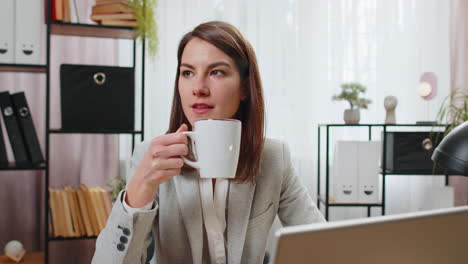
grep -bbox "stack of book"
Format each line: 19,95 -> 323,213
49,184 -> 114,238
91,0 -> 137,27
0,91 -> 44,167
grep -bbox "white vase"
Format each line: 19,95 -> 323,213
344,109 -> 360,124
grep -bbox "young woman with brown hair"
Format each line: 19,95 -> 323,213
93,21 -> 325,264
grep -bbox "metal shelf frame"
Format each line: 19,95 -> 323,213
1,3 -> 147,263
317,123 -> 449,220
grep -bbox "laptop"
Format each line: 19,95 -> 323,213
272,206 -> 468,264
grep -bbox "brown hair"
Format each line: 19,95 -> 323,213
167,21 -> 265,183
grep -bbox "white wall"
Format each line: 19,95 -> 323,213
120,0 -> 451,221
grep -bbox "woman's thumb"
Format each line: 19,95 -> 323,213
176,123 -> 188,133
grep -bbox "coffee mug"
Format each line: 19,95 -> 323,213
182,119 -> 241,179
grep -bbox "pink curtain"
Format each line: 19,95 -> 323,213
0,1 -> 120,263
449,0 -> 468,205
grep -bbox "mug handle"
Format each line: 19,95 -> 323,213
181,131 -> 199,169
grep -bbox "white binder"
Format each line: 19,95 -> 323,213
15,0 -> 43,64
0,0 -> 15,63
357,141 -> 380,203
333,141 -> 358,203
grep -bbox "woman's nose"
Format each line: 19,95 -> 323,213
192,77 -> 210,96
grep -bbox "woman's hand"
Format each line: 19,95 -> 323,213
125,124 -> 189,208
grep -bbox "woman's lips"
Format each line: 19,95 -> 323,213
192,103 -> 214,114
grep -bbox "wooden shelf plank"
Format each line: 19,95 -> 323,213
0,162 -> 46,171
318,196 -> 382,207
50,23 -> 135,39
48,236 -> 97,241
0,251 -> 44,264
0,64 -> 46,73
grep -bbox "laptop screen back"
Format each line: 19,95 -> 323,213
273,206 -> 468,264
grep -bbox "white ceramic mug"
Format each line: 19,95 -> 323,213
182,119 -> 241,179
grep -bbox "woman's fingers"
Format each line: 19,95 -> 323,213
151,157 -> 184,171
152,124 -> 188,146
176,123 -> 188,133
152,144 -> 188,159
152,132 -> 188,147
154,168 -> 181,183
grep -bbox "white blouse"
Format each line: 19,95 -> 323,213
122,178 -> 229,264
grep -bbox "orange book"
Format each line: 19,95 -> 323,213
92,3 -> 132,14
63,0 -> 71,22
48,187 -> 60,237
54,188 -> 67,237
98,187 -> 113,218
91,12 -> 134,22
100,19 -> 137,27
90,187 -> 106,232
76,188 -> 94,237
55,0 -> 64,21
79,184 -> 100,236
65,185 -> 84,236
72,187 -> 87,236
60,189 -> 75,237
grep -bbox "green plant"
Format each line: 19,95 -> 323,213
436,88 -> 468,135
106,176 -> 127,201
130,0 -> 159,58
332,82 -> 372,109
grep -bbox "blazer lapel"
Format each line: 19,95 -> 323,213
227,181 -> 256,264
173,171 -> 203,264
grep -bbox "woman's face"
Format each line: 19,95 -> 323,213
178,37 -> 242,127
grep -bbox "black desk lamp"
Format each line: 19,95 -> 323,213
431,120 -> 468,176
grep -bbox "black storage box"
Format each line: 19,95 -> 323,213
382,131 -> 450,174
60,64 -> 135,131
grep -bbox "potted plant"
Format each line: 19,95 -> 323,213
130,0 -> 159,58
436,88 -> 468,135
106,175 -> 127,202
332,82 -> 372,124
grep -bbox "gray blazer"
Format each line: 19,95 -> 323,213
92,138 -> 325,264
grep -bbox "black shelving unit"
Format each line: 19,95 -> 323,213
0,2 -> 146,263
317,123 -> 449,221
42,12 -> 146,264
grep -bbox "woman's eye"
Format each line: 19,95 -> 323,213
211,70 -> 225,76
181,70 -> 193,77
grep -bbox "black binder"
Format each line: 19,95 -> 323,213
0,116 -> 8,166
11,92 -> 44,164
0,92 -> 29,164
60,64 -> 135,131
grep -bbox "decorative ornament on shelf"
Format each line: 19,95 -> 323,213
332,82 -> 372,124
417,72 -> 438,124
4,240 -> 25,263
384,96 -> 398,124
130,0 -> 159,59
418,72 -> 438,100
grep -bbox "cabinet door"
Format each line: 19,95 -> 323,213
333,141 -> 358,203
15,0 -> 42,64
357,141 -> 380,203
0,0 -> 14,63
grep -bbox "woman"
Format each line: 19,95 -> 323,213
93,21 -> 325,264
